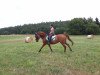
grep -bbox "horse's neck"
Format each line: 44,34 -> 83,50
40,36 -> 46,39
38,32 -> 46,39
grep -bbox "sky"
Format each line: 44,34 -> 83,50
0,0 -> 100,28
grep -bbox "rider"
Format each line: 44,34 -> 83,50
48,24 -> 55,44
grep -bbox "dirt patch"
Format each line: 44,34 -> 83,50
62,69 -> 93,75
62,69 -> 100,75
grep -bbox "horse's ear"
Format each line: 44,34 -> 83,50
35,32 -> 38,34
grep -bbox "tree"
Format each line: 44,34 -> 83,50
55,27 -> 66,34
0,17 -> 100,35
95,17 -> 100,27
86,23 -> 100,34
67,18 -> 86,35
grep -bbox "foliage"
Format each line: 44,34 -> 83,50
85,23 -> 100,34
67,17 -> 100,35
0,17 -> 100,35
67,18 -> 86,35
95,17 -> 100,27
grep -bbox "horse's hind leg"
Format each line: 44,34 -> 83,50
65,43 -> 72,51
61,43 -> 66,52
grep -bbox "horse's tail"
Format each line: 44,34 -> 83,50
63,32 -> 74,46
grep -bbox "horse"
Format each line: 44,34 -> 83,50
35,31 -> 74,52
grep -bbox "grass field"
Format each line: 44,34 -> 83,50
0,35 -> 100,75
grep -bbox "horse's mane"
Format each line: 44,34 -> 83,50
38,31 -> 46,34
37,31 -> 46,37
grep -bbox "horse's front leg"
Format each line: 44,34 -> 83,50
48,44 -> 53,52
39,43 -> 46,52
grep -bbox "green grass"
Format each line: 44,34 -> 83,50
0,35 -> 100,75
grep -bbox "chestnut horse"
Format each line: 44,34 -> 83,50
35,31 -> 74,52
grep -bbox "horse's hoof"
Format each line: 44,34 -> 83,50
38,50 -> 41,52
70,50 -> 73,52
70,50 -> 72,51
51,51 -> 53,52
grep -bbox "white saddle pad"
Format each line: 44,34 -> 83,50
46,35 -> 56,41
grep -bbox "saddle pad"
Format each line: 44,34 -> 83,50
46,35 -> 56,41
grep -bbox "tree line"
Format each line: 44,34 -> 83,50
0,17 -> 100,35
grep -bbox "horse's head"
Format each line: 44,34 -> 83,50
35,32 -> 40,42
35,31 -> 46,42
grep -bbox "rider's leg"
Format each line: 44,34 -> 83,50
47,34 -> 52,44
